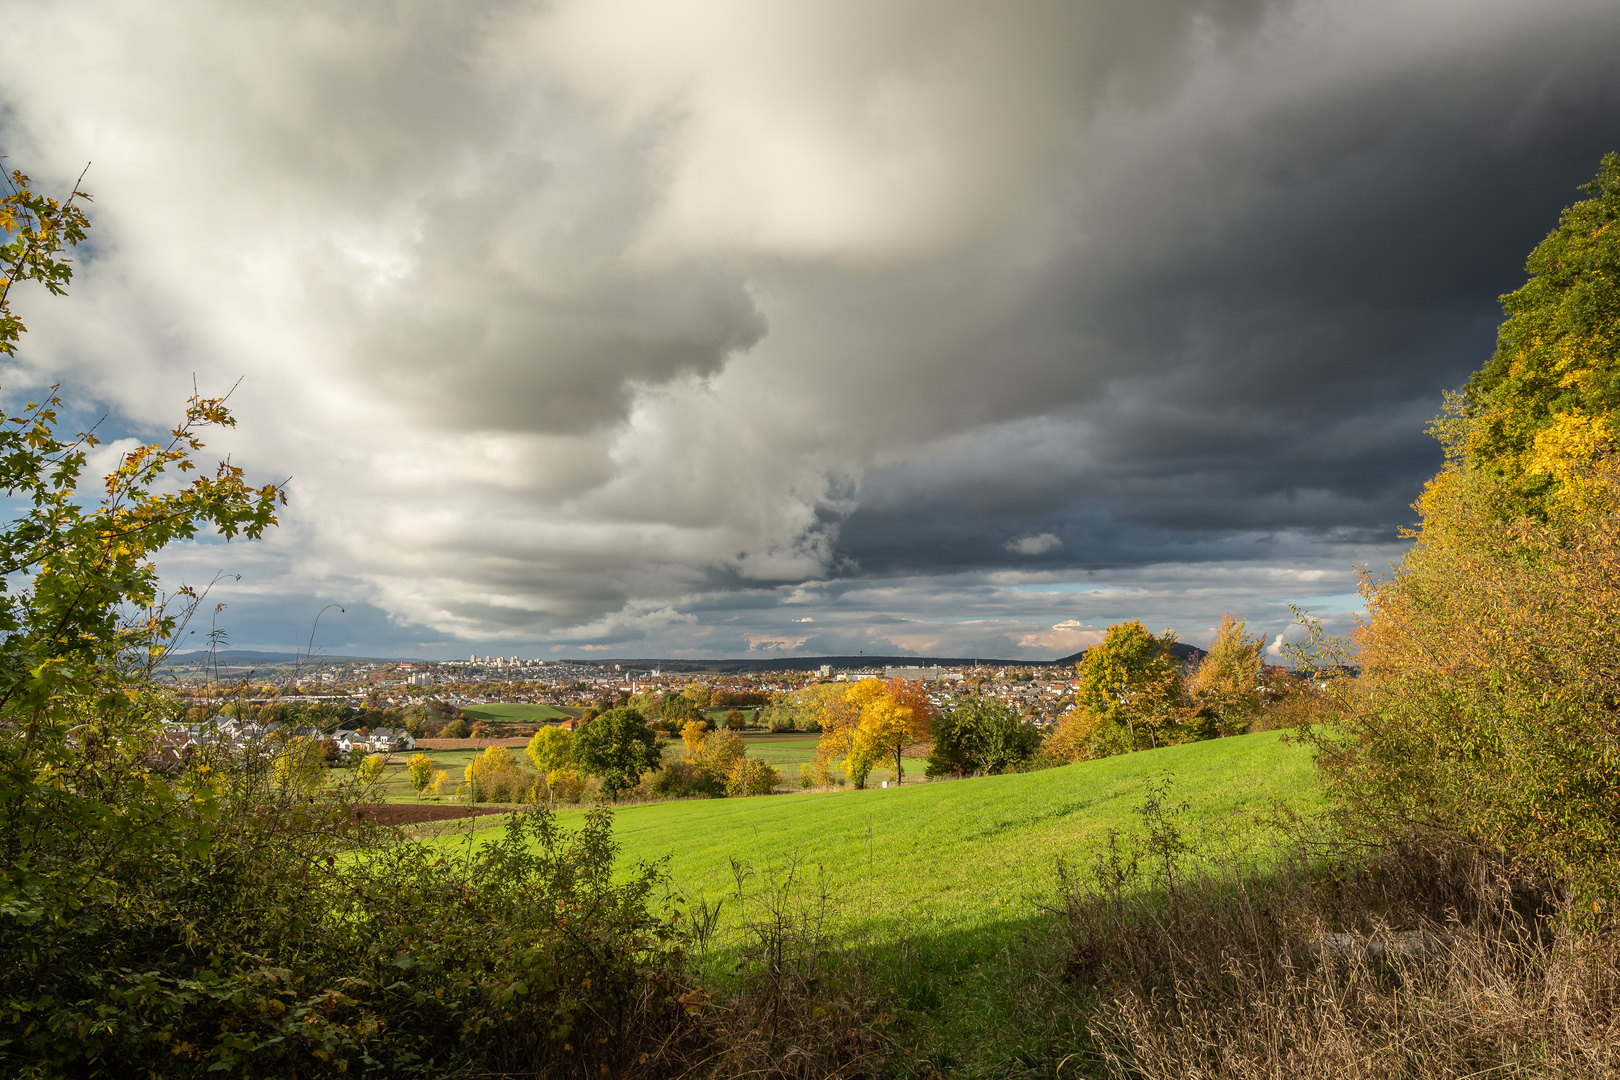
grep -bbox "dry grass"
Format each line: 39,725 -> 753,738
679,857 -> 903,1080
1041,804 -> 1619,1079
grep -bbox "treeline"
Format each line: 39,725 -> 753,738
180,698 -> 466,737
756,619 -> 1313,790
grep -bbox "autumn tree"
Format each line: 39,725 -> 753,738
1459,151 -> 1620,519
274,737 -> 326,795
1076,620 -> 1184,750
357,752 -> 387,787
680,719 -> 708,759
524,725 -> 572,773
1186,613 -> 1264,736
1304,153 -> 1620,902
406,752 -> 435,797
852,677 -> 931,785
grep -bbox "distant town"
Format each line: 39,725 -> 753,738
157,649 -> 1134,730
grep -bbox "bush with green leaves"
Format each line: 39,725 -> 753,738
0,169 -> 705,1078
926,697 -> 1043,777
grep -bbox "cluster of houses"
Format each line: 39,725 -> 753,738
161,717 -> 417,754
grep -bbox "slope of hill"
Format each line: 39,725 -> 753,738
447,730 -> 1315,944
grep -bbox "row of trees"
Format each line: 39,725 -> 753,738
786,619 -> 1298,789
1043,613 -> 1299,762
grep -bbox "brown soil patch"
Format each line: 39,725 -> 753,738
354,803 -> 511,826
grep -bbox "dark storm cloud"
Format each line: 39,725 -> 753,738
834,5 -> 1620,578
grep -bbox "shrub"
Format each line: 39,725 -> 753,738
799,760 -> 835,789
440,717 -> 470,738
927,697 -> 1042,777
726,756 -> 779,796
548,768 -> 590,804
693,728 -> 746,785
1042,707 -> 1128,763
650,758 -> 724,799
724,708 -> 745,730
462,745 -> 534,803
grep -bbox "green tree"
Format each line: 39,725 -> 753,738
1186,613 -> 1263,737
571,707 -> 660,799
926,698 -> 1042,776
660,693 -> 701,725
525,725 -> 573,773
1076,621 -> 1183,750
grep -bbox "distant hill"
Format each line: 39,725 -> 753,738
580,655 -> 1028,674
160,650 -> 417,667
1050,641 -> 1206,668
579,648 -> 1208,673
159,646 -> 1207,672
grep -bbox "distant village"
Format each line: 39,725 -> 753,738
158,652 -> 1101,741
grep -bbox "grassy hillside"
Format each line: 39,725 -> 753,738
425,731 -> 1321,1074
443,730 -> 1318,944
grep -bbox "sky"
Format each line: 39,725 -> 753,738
2,0 -> 1618,661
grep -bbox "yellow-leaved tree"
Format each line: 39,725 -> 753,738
406,752 -> 435,797
357,753 -> 387,788
525,725 -> 572,774
1186,613 -> 1264,737
273,736 -> 326,796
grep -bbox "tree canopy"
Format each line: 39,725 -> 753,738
1462,151 -> 1620,517
1075,620 -> 1182,750
571,706 -> 660,798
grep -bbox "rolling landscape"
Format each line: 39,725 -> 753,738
4,4 -> 1620,1079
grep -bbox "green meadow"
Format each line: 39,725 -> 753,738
424,731 -> 1320,1070
455,702 -> 579,723
438,730 -> 1318,943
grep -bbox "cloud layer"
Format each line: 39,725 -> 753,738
2,0 -> 1618,657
